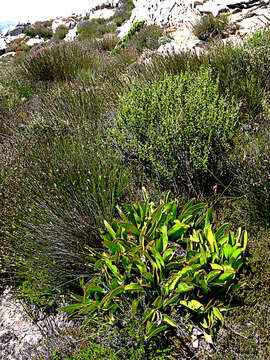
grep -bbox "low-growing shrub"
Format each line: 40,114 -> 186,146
125,25 -> 164,51
54,25 -> 69,40
111,67 -> 240,195
17,43 -> 91,81
62,191 -> 247,343
25,26 -> 53,39
193,13 -> 230,41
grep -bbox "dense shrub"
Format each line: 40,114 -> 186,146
17,43 -> 91,81
25,25 -> 53,39
111,67 -> 240,195
54,25 -> 69,40
192,13 -> 230,41
125,25 -> 164,51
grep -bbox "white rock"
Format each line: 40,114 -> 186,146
90,8 -> 117,19
0,52 -> 16,58
26,38 -> 45,46
4,33 -> 26,45
158,41 -> 183,56
0,37 -> 7,51
52,17 -> 77,33
64,27 -> 78,42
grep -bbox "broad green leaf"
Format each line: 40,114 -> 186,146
210,263 -> 223,271
218,271 -> 234,282
160,224 -> 168,253
143,308 -> 156,323
131,298 -> 140,319
229,282 -> 246,294
59,303 -> 83,312
180,299 -> 204,311
206,226 -> 218,254
78,302 -> 99,315
124,283 -> 144,291
103,241 -> 119,253
145,323 -> 168,340
70,294 -> 84,302
104,220 -> 116,240
200,245 -> 208,265
241,230 -> 248,251
212,307 -> 224,324
216,223 -> 230,241
180,198 -> 196,217
175,282 -> 194,293
152,296 -> 163,309
223,243 -> 233,260
163,295 -> 180,308
231,248 -> 243,260
85,285 -> 104,299
163,314 -> 177,327
167,223 -> 189,241
206,270 -> 221,283
163,248 -> 174,262
99,286 -> 124,308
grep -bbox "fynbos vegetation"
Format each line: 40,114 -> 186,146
0,8 -> 270,359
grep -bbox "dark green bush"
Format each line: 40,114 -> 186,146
25,26 -> 53,39
17,43 -> 91,82
54,25 -> 69,40
125,25 -> 164,51
111,67 -> 240,195
193,13 -> 230,41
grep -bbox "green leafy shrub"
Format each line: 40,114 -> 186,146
193,13 -> 230,41
25,26 -> 53,39
125,25 -> 164,51
17,43 -> 91,81
54,25 -> 69,40
111,67 -> 240,194
62,190 -> 247,343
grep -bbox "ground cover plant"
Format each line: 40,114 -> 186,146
62,192 -> 248,342
0,20 -> 270,360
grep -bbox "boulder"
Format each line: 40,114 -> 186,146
90,8 -> 118,19
26,38 -> 45,47
64,27 -> 78,42
5,23 -> 31,37
0,38 -> 7,54
52,18 -> 77,33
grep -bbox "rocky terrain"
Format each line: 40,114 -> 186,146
0,0 -> 269,59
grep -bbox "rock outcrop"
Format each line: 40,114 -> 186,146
0,288 -> 75,360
